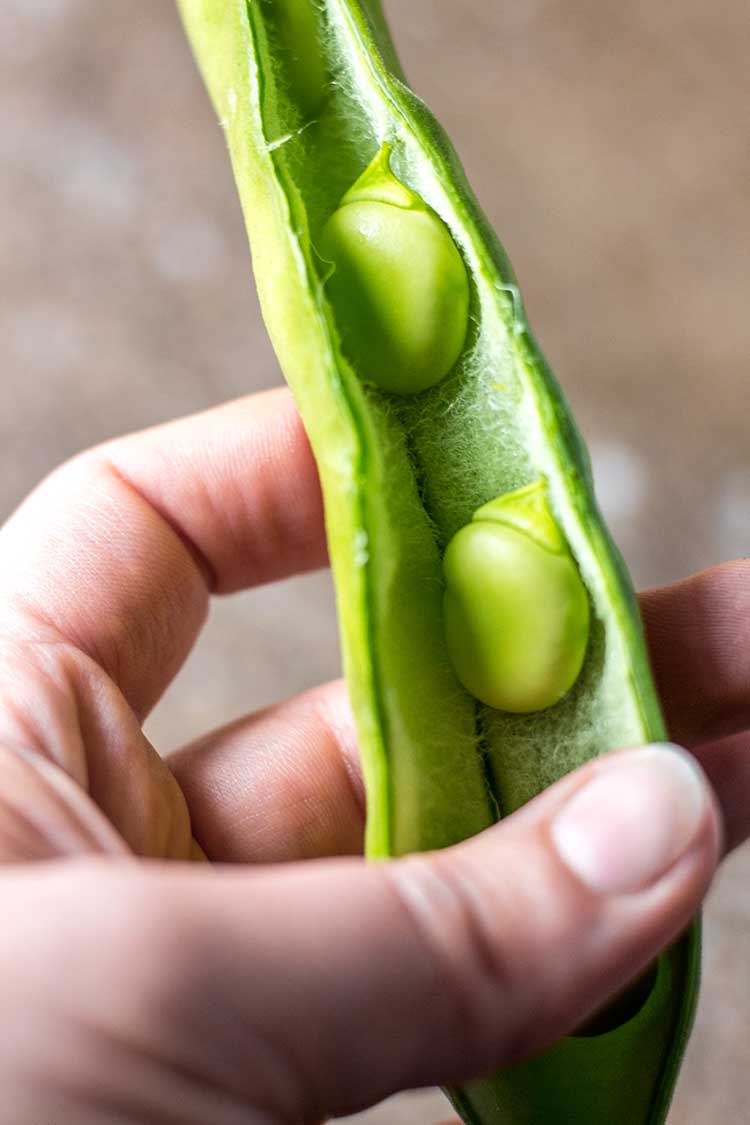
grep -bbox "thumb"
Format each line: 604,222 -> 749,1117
152,744 -> 718,1121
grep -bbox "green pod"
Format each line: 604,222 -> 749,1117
320,144 -> 470,394
177,2 -> 699,1123
262,0 -> 328,118
443,482 -> 590,713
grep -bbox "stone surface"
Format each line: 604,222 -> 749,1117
1,1 -> 749,1120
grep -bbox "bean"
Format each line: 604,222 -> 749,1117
320,145 -> 469,394
443,482 -> 589,712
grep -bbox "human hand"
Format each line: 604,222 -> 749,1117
0,388 -> 741,1123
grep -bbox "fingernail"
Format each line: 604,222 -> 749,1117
551,745 -> 707,894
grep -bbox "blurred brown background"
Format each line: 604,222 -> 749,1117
1,1 -> 749,1120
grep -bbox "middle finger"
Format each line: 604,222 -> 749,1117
172,562 -> 750,864
169,680 -> 364,863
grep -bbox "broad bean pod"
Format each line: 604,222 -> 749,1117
177,3 -> 699,1122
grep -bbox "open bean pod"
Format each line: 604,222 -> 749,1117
177,3 -> 699,1122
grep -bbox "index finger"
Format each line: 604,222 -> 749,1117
640,561 -> 750,747
0,388 -> 326,719
3,383 -> 749,751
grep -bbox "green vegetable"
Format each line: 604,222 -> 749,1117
263,0 -> 328,117
177,2 -> 699,1122
320,144 -> 470,394
443,481 -> 590,713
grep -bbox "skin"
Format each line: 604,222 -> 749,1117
0,386 -> 747,1124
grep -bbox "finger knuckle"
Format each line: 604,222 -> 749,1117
385,852 -> 527,1070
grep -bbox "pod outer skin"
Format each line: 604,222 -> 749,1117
176,2 -> 700,1123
